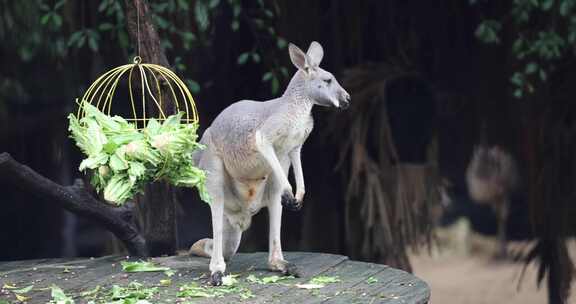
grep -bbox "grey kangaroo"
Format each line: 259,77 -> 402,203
190,41 -> 350,286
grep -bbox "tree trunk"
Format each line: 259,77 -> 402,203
125,0 -> 177,256
0,153 -> 147,256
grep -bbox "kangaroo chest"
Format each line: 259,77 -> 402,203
272,113 -> 313,155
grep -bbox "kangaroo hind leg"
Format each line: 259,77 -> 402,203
266,158 -> 301,277
195,149 -> 228,286
189,217 -> 242,262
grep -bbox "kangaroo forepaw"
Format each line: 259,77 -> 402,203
281,191 -> 302,211
284,262 -> 302,278
209,271 -> 223,286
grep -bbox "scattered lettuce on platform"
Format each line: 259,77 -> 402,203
120,261 -> 170,273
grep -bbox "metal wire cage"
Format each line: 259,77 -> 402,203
75,56 -> 199,129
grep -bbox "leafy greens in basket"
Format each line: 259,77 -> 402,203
68,101 -> 210,205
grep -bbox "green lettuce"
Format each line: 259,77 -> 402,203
68,100 -> 210,205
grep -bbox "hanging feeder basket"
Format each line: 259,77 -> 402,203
68,57 -> 209,205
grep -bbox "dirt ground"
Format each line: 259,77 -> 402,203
409,222 -> 576,304
411,253 -> 551,304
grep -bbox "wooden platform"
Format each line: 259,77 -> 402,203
0,252 -> 429,303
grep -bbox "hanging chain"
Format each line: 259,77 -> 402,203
134,0 -> 142,64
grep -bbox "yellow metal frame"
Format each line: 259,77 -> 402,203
76,56 -> 199,128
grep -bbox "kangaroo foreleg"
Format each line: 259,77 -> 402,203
255,130 -> 300,211
289,146 -> 305,208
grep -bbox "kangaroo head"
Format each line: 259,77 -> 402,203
288,41 -> 350,109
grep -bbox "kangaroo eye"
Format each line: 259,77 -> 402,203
324,78 -> 332,85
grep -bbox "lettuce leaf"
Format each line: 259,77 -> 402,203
103,174 -> 135,204
79,153 -> 109,171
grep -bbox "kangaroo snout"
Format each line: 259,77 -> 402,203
339,91 -> 351,109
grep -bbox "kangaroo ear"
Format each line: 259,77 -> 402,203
306,41 -> 324,67
289,43 -> 310,72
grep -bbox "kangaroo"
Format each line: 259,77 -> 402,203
189,41 -> 350,286
466,145 -> 518,258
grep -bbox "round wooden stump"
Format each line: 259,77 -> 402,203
0,252 -> 430,303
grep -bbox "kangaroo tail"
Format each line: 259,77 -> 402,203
189,238 -> 212,258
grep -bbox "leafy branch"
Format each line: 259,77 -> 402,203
231,0 -> 289,94
472,0 -> 576,98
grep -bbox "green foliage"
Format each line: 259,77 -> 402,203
366,277 -> 379,284
262,69 -> 284,95
1,0 -> 289,102
51,282 -> 157,304
177,277 -> 254,300
79,286 -> 101,300
472,0 -> 576,98
50,285 -> 74,304
40,0 -> 65,30
120,261 -> 170,273
475,20 -> 501,43
68,29 -> 101,52
68,102 -> 210,205
195,0 -> 210,31
309,276 -> 341,285
294,275 -> 342,289
12,285 -> 34,294
100,282 -> 157,304
245,274 -> 295,284
229,0 -> 290,95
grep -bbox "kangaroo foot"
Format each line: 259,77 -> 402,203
269,259 -> 302,277
281,191 -> 302,211
209,271 -> 223,286
284,262 -> 302,277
